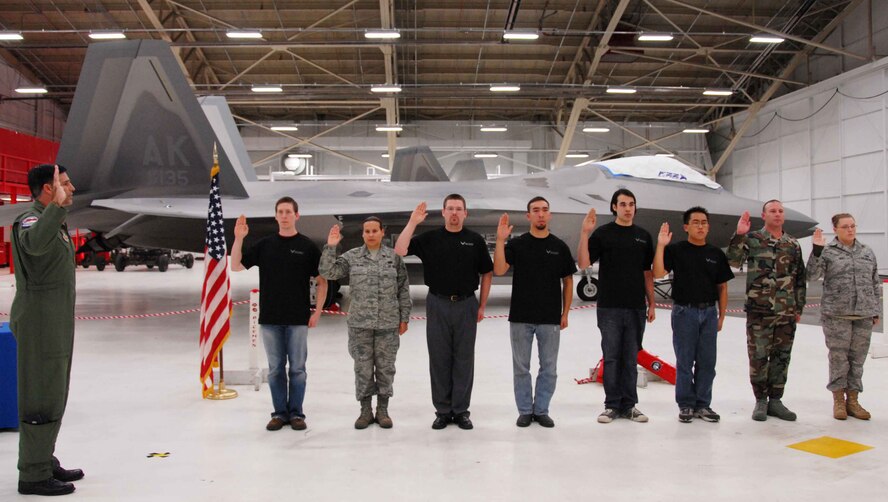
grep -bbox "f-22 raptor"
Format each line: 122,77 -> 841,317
2,40 -> 817,298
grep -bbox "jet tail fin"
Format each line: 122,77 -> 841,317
390,146 -> 450,182
56,40 -> 248,199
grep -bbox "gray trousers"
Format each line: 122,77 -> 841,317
822,315 -> 873,392
348,327 -> 400,401
426,293 -> 478,417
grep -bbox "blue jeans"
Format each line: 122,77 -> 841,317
671,305 -> 718,409
261,324 -> 308,419
597,308 -> 645,411
510,323 -> 561,416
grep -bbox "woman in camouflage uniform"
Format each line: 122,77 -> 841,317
807,213 -> 881,420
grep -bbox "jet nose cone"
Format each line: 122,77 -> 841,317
783,207 -> 818,238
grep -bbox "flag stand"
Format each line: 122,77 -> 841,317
206,349 -> 238,400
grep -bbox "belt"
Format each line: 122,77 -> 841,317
677,301 -> 716,309
432,292 -> 473,302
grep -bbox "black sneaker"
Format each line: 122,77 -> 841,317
454,413 -> 474,430
678,408 -> 694,423
431,415 -> 450,430
695,407 -> 721,423
597,408 -> 619,423
621,407 -> 649,423
52,457 -> 84,482
516,414 -> 533,427
18,478 -> 75,496
533,414 -> 555,428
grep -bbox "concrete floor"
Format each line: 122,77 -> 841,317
1,263 -> 887,501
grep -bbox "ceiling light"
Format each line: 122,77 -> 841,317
637,33 -> 673,42
0,32 -> 24,41
503,30 -> 539,41
749,35 -> 784,44
703,89 -> 733,96
480,126 -> 508,132
473,153 -> 498,158
376,125 -> 402,132
88,31 -> 126,40
606,87 -> 636,94
583,127 -> 610,133
655,153 -> 675,157
490,85 -> 521,92
365,30 -> 401,40
381,153 -> 390,158
15,87 -> 47,94
370,85 -> 402,93
227,30 -> 263,39
682,128 -> 709,134
271,126 -> 298,132
252,85 -> 283,93
566,153 -> 590,159
287,153 -> 312,158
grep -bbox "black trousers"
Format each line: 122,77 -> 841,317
426,293 -> 478,417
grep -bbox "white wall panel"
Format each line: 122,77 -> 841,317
811,92 -> 840,129
780,131 -> 810,168
844,194 -> 886,231
758,172 -> 780,200
779,101 -> 812,135
732,147 -> 757,176
759,140 -> 780,172
812,161 -> 843,198
782,166 -> 811,201
844,152 -> 886,194
843,112 -> 884,156
812,198 -> 844,227
812,125 -> 841,163
733,175 -> 758,199
842,75 -> 884,118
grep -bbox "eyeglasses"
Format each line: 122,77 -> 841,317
688,221 -> 709,227
837,224 -> 856,230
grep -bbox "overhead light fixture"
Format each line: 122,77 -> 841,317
0,32 -> 24,41
637,33 -> 673,42
271,125 -> 298,132
749,35 -> 784,44
473,153 -> 498,158
703,89 -> 733,96
365,30 -> 401,40
489,85 -> 521,92
503,30 -> 539,41
381,153 -> 390,158
566,153 -> 590,159
226,30 -> 263,39
375,125 -> 402,132
682,128 -> 709,134
287,153 -> 312,158
583,127 -> 610,133
655,153 -> 675,157
606,87 -> 636,94
88,31 -> 126,40
370,85 -> 402,93
252,85 -> 283,93
480,126 -> 508,132
15,87 -> 48,94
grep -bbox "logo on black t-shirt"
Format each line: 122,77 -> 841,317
706,258 -> 717,264
290,249 -> 305,255
635,238 -> 647,244
546,249 -> 559,255
460,241 -> 474,246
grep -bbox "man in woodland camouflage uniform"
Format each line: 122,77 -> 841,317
726,200 -> 806,422
320,217 -> 411,429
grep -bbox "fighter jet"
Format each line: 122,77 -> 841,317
1,40 -> 817,300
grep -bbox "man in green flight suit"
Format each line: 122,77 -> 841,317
11,164 -> 84,496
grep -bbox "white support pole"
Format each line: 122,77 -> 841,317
221,289 -> 267,389
871,279 -> 888,358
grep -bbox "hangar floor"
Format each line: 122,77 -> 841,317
1,264 -> 887,501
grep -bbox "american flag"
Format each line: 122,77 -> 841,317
199,158 -> 232,398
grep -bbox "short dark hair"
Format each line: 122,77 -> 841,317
28,164 -> 67,198
762,199 -> 781,212
683,206 -> 709,224
526,196 -> 549,212
831,213 -> 854,228
363,216 -> 384,230
275,196 -> 298,213
443,193 -> 466,210
609,188 -> 636,216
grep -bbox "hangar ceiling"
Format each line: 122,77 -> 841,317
0,1 -> 873,146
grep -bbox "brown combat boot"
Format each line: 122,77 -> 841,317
355,397 -> 374,429
832,390 -> 847,420
846,390 -> 871,420
376,396 -> 393,429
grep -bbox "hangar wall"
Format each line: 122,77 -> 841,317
714,56 -> 888,273
0,60 -> 66,140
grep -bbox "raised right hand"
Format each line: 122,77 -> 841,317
234,215 -> 249,239
409,202 -> 428,225
812,228 -> 826,246
51,165 -> 66,206
327,224 -> 343,246
581,208 -> 597,234
658,222 -> 672,246
496,213 -> 513,241
736,210 -> 751,235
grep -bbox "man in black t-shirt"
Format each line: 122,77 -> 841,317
493,197 -> 576,428
230,197 -> 328,432
577,189 -> 655,424
653,206 -> 734,424
395,194 -> 493,430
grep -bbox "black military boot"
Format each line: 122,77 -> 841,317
52,456 -> 84,482
376,396 -> 393,429
355,397 -> 374,429
18,477 -> 75,496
